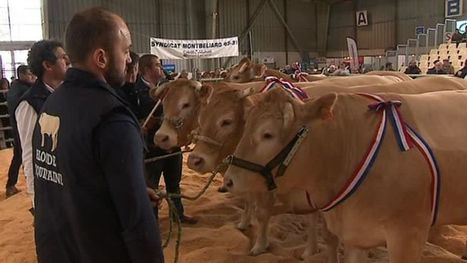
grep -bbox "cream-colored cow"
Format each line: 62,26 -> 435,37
38,112 -> 60,152
224,88 -> 467,262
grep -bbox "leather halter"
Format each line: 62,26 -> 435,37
223,127 -> 308,190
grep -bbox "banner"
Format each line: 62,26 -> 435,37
346,37 -> 359,71
150,37 -> 239,60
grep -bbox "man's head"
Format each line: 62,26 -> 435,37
433,60 -> 443,70
409,60 -> 417,67
125,51 -> 139,83
442,59 -> 450,66
139,54 -> 164,85
28,40 -> 70,84
17,65 -> 36,85
65,7 -> 132,87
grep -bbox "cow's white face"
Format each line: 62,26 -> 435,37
154,80 -> 202,149
224,91 -> 297,194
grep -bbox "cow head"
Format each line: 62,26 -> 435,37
223,88 -> 338,194
224,57 -> 267,83
187,86 -> 256,173
151,79 -> 208,150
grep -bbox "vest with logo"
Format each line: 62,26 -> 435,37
32,68 -> 141,263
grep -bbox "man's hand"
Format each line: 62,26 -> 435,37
146,187 -> 162,208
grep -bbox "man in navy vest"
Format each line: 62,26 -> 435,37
16,40 -> 70,213
32,8 -> 164,263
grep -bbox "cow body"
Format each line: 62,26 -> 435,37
224,88 -> 467,262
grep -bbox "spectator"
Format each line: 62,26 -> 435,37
452,29 -> 463,47
442,59 -> 455,74
427,60 -> 447,74
385,62 -> 395,71
5,65 -> 35,198
404,60 -> 422,74
455,59 -> 467,78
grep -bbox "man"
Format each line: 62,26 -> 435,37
16,40 -> 70,211
427,60 -> 447,74
385,62 -> 395,71
455,59 -> 467,78
404,60 -> 422,74
5,65 -> 35,198
32,8 -> 163,263
442,59 -> 455,74
116,51 -> 139,114
135,54 -> 197,224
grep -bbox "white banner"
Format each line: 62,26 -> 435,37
346,37 -> 359,71
150,37 -> 239,60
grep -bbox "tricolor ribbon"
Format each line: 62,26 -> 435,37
320,93 -> 440,225
261,76 -> 309,101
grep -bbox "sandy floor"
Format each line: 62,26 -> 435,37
0,148 -> 466,263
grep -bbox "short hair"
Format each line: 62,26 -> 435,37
65,7 -> 121,64
139,54 -> 159,74
17,65 -> 30,77
128,51 -> 139,68
27,40 -> 64,79
433,59 -> 440,64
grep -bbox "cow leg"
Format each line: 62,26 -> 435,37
300,213 -> 319,260
236,198 -> 252,230
322,223 -> 340,263
461,240 -> 467,260
344,246 -> 367,263
249,193 -> 274,256
385,227 -> 427,263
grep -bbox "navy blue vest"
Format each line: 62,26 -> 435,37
32,68 -> 142,263
18,79 -> 52,114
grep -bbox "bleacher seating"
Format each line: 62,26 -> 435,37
418,42 -> 467,74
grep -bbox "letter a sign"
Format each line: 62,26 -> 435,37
356,10 -> 368,27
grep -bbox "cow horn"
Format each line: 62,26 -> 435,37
238,62 -> 249,73
151,81 -> 170,100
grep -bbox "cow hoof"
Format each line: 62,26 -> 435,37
249,244 -> 269,256
236,222 -> 251,231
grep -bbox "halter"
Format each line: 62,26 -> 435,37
224,127 -> 309,191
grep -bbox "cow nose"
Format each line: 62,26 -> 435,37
187,154 -> 204,170
225,178 -> 233,189
154,133 -> 169,145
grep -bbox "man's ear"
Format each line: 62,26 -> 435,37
42,60 -> 53,73
93,49 -> 107,69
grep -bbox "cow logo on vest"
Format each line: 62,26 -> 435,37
38,112 -> 60,152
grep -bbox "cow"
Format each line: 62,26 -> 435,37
366,70 -> 413,82
38,112 -> 60,152
224,57 -> 297,83
223,87 -> 467,262
187,76 -> 467,260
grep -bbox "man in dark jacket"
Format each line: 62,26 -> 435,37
135,54 -> 197,224
404,60 -> 422,74
5,65 -> 35,198
16,40 -> 70,211
32,8 -> 164,263
427,60 -> 447,74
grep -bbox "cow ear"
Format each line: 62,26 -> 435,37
237,87 -> 256,99
306,93 -> 338,121
243,96 -> 255,121
238,57 -> 251,65
282,102 -> 295,128
196,84 -> 214,104
150,81 -> 170,100
256,64 -> 267,78
238,57 -> 251,73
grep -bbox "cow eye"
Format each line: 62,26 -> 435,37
263,133 -> 273,139
182,103 -> 190,109
220,119 -> 232,127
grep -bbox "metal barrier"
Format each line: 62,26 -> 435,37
0,89 -> 12,149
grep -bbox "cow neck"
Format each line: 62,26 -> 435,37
300,95 -> 379,211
